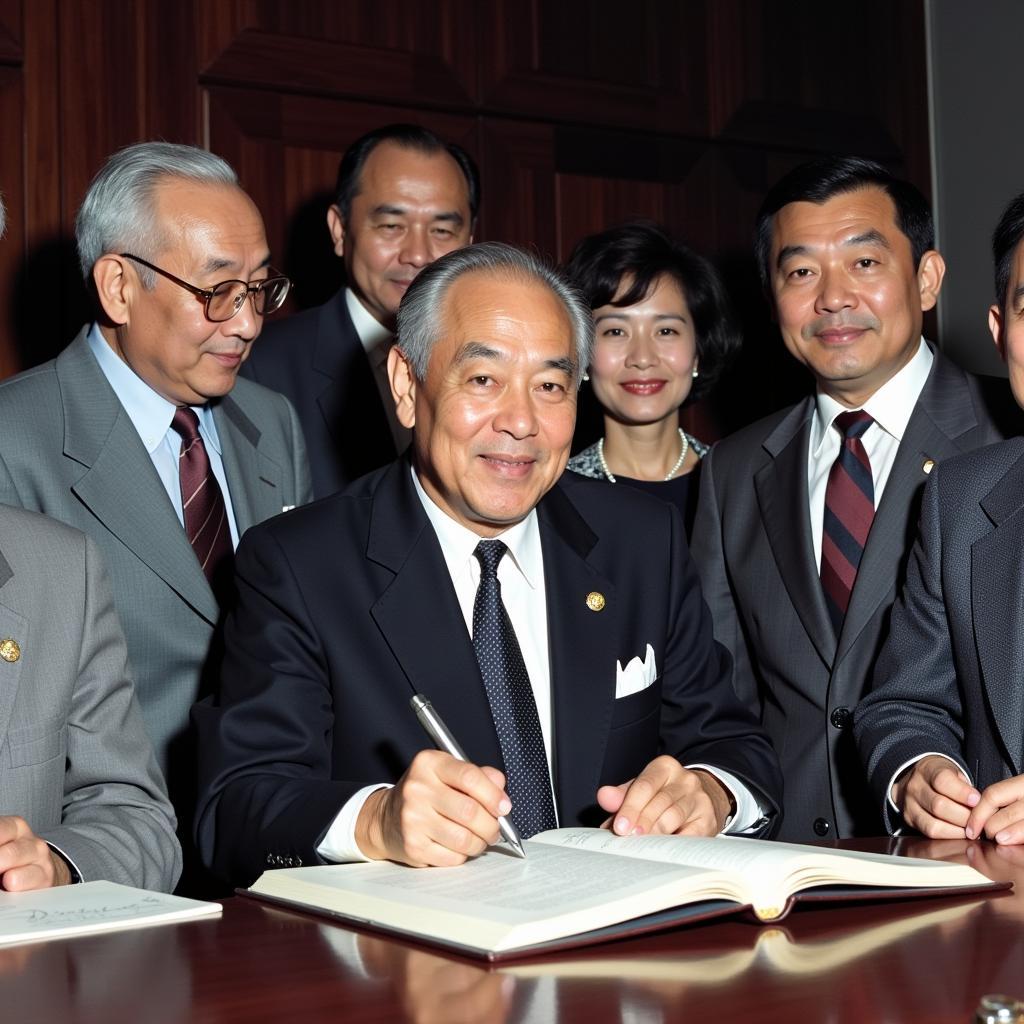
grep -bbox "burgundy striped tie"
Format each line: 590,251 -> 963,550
171,408 -> 233,591
820,410 -> 875,634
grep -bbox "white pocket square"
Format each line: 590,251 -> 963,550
615,644 -> 657,698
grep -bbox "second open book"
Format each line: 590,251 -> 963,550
245,828 -> 1004,961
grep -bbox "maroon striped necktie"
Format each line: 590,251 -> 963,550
171,407 -> 233,590
820,410 -> 875,635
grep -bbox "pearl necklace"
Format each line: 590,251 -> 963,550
597,428 -> 689,484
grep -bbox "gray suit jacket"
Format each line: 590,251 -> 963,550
855,438 -> 1024,831
0,505 -> 180,889
0,329 -> 312,828
692,350 -> 1011,840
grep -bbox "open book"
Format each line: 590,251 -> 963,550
0,880 -> 221,947
244,828 -> 1005,960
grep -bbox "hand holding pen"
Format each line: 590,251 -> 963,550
411,694 -> 526,858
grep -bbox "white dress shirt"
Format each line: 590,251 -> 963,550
346,289 -> 412,454
86,323 -> 240,547
807,338 -> 933,570
318,467 -> 765,862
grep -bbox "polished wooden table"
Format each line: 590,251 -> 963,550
4,838 -> 1024,1023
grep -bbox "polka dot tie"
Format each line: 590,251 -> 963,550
472,540 -> 557,838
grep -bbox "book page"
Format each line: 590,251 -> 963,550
530,829 -> 991,919
252,842 -> 742,953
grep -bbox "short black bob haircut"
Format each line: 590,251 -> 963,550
754,156 -> 934,294
333,123 -> 480,226
564,221 -> 740,403
992,190 -> 1024,311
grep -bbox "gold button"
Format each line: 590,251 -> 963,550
0,638 -> 21,663
586,592 -> 605,612
922,458 -> 935,475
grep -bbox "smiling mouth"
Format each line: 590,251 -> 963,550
480,454 -> 536,476
815,328 -> 867,346
620,380 -> 667,395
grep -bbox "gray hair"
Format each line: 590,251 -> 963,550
75,141 -> 238,286
0,193 -> 6,238
396,242 -> 593,384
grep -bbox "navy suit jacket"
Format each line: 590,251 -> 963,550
856,437 -> 1024,830
241,289 -> 397,498
195,459 -> 782,885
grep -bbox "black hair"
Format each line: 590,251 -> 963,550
992,191 -> 1024,311
333,123 -> 480,225
564,221 -> 740,402
754,157 -> 934,292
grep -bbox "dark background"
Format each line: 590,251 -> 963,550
0,0 -> 930,439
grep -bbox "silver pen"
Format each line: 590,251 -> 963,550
409,693 -> 527,859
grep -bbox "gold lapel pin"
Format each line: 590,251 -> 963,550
586,592 -> 606,612
922,458 -> 935,475
0,638 -> 21,663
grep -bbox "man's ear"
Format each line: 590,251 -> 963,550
917,250 -> 946,312
388,345 -> 417,429
92,254 -> 133,326
989,303 -> 1007,363
326,205 -> 345,259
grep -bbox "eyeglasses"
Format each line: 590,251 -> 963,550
120,253 -> 291,323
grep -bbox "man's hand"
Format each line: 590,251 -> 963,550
596,756 -> 733,838
965,774 -> 1024,845
355,750 -> 511,867
0,816 -> 71,891
893,755 -> 980,838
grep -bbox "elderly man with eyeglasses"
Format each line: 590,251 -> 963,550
0,141 -> 312,894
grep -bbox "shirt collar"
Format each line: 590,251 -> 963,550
811,337 -> 933,455
346,288 -> 393,363
410,465 -> 542,590
86,322 -> 222,454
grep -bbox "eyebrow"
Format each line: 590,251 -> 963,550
370,204 -> 465,226
453,342 -> 576,376
776,230 -> 892,270
1012,284 -> 1024,308
594,311 -> 687,324
200,253 -> 272,277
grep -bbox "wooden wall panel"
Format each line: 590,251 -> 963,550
2,0 -> 932,441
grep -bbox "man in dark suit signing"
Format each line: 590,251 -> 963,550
241,123 -> 478,497
691,157 -> 1009,842
855,190 -> 1024,845
196,243 -> 781,885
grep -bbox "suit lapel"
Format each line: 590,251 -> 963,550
539,486 -> 619,823
755,399 -> 836,667
367,462 -> 503,770
214,397 -> 282,536
0,551 -> 24,755
314,293 -> 396,477
58,333 -> 218,625
973,457 -> 1024,774
839,353 -> 983,662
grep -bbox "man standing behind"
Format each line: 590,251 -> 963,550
241,123 -> 478,497
195,244 -> 781,886
692,157 -> 1008,841
0,142 -> 312,889
856,191 -> 1024,844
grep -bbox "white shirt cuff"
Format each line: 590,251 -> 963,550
45,841 -> 83,884
315,784 -> 393,863
886,752 -> 972,815
687,764 -> 768,834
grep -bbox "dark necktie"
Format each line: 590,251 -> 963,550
472,539 -> 557,838
821,410 -> 875,634
170,408 -> 233,592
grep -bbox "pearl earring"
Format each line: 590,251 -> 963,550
582,372 -> 590,382
692,367 -> 699,379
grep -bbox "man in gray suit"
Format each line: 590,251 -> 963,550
0,195 -> 179,893
0,143 -> 312,890
692,157 -> 1010,841
855,190 -> 1024,845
